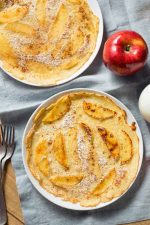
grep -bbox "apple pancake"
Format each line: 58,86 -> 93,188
0,0 -> 99,86
26,92 -> 139,207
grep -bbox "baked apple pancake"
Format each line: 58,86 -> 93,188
25,91 -> 140,207
0,0 -> 99,85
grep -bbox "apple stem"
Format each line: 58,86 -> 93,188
125,45 -> 130,51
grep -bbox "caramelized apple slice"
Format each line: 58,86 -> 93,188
50,174 -> 83,188
65,127 -> 81,167
80,122 -> 93,143
67,0 -> 81,4
120,131 -> 133,164
34,141 -> 47,164
51,132 -> 68,168
0,5 -> 28,23
43,96 -> 71,123
91,169 -> 116,196
80,123 -> 101,176
36,0 -> 47,26
48,4 -> 68,41
5,22 -> 36,37
38,158 -> 50,177
77,1 -> 98,34
34,141 -> 50,176
0,1 -> 5,11
51,27 -> 84,60
0,33 -> 17,66
34,108 -> 46,123
98,127 -> 120,159
83,101 -> 116,120
61,28 -> 84,59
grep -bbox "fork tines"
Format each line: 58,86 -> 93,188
1,125 -> 15,147
0,124 -> 15,162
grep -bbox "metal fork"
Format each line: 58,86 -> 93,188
0,126 -> 6,178
1,125 -> 15,181
0,124 -> 15,225
0,125 -> 7,225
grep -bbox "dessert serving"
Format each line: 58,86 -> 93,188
25,91 -> 140,207
0,0 -> 100,86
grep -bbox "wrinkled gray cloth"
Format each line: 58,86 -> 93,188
0,0 -> 150,224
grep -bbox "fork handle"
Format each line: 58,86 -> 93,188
1,159 -> 7,183
0,183 -> 7,225
0,162 -> 7,225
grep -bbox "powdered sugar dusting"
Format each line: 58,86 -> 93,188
76,174 -> 96,194
62,111 -> 75,127
117,167 -> 127,178
77,135 -> 87,160
77,133 -> 90,171
35,53 -> 61,66
98,155 -> 107,166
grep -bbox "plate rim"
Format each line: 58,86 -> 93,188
22,88 -> 143,211
1,0 -> 104,87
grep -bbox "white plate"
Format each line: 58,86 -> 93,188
22,88 -> 143,211
1,0 -> 103,87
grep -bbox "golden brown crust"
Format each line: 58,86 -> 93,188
97,127 -> 120,160
131,122 -> 136,131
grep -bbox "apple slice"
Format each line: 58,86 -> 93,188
76,1 -> 98,34
80,122 -> 93,143
65,127 -> 81,167
5,22 -> 36,37
36,0 -> 47,26
50,174 -> 83,188
51,131 -> 68,169
0,1 -> 5,11
34,140 -> 50,177
80,123 -> 101,177
0,5 -> 28,23
42,96 -> 71,123
67,0 -> 81,4
120,130 -> 133,164
0,33 -> 17,66
48,4 -> 68,41
83,101 -> 116,120
91,169 -> 116,196
98,127 -> 120,160
61,28 -> 84,59
38,158 -> 50,177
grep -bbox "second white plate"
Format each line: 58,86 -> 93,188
1,0 -> 103,87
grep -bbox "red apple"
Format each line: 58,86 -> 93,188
103,30 -> 148,76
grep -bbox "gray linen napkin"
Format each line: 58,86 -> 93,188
0,0 -> 150,224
